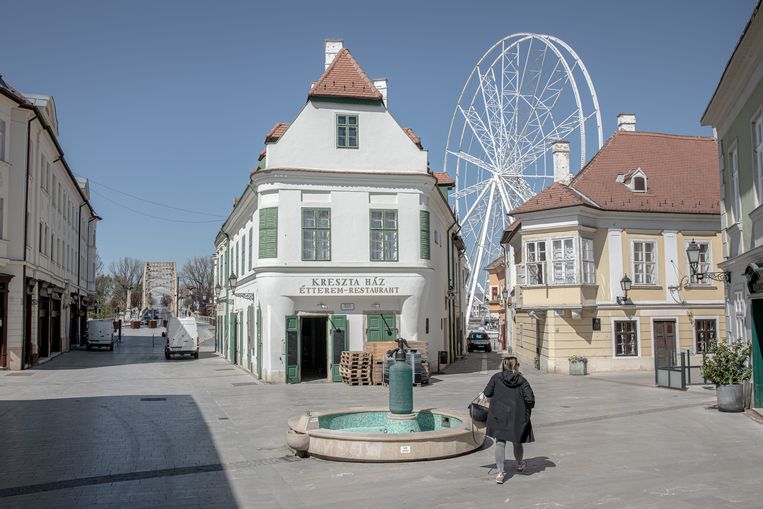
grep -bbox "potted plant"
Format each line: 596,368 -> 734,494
702,339 -> 752,412
568,355 -> 588,375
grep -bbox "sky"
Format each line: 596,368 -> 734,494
1,0 -> 756,271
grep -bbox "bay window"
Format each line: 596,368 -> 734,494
582,238 -> 595,284
552,238 -> 576,284
526,241 -> 546,285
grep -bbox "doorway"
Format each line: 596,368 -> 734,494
0,276 -> 10,367
300,317 -> 328,381
752,300 -> 763,408
38,297 -> 50,359
51,300 -> 61,353
654,320 -> 677,368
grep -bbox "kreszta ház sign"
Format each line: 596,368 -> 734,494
298,277 -> 400,295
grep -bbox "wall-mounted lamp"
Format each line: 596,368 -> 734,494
319,303 -> 328,310
616,275 -> 632,305
686,239 -> 730,283
373,302 -> 381,309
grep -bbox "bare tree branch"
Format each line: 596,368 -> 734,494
109,257 -> 144,308
180,256 -> 213,314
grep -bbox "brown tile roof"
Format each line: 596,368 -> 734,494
511,131 -> 720,216
264,122 -> 289,144
433,172 -> 455,187
500,220 -> 522,245
404,128 -> 423,149
308,48 -> 383,101
258,148 -> 266,161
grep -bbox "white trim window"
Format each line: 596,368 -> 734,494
734,290 -> 747,341
581,237 -> 595,284
614,319 -> 638,357
632,240 -> 657,285
525,240 -> 546,285
0,119 -> 6,161
687,240 -> 711,285
753,110 -> 763,205
552,238 -> 576,284
730,143 -> 741,224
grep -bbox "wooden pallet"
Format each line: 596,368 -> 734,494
343,379 -> 373,386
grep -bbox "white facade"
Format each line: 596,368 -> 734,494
0,82 -> 99,370
214,42 -> 465,383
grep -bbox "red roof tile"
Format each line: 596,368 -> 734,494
511,131 -> 720,216
404,127 -> 423,149
433,172 -> 455,187
308,48 -> 383,101
264,122 -> 289,144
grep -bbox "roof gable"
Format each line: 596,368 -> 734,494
308,48 -> 383,101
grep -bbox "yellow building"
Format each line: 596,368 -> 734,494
485,257 -> 507,350
502,116 -> 726,374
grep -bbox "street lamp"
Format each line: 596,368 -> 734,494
228,273 -> 255,302
501,287 -> 509,303
686,238 -> 730,283
617,275 -> 632,305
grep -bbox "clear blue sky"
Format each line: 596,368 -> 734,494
1,0 -> 755,270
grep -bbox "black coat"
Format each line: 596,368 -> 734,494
483,371 -> 535,443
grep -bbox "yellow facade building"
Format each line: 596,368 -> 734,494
502,117 -> 725,374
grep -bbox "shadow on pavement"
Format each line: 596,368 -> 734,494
0,395 -> 239,507
440,352 -> 504,375
481,456 -> 557,478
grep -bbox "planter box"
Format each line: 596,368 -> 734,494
716,384 -> 744,412
569,360 -> 587,375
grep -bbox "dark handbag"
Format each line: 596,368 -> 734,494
468,396 -> 489,422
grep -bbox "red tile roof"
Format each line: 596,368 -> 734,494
433,172 -> 455,187
264,122 -> 289,143
511,131 -> 720,216
404,128 -> 423,149
500,220 -> 521,245
308,48 -> 383,101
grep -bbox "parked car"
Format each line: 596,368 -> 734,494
87,319 -> 116,351
164,317 -> 199,360
467,331 -> 492,353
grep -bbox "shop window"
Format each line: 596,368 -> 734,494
370,210 -> 398,261
302,208 -> 331,261
614,320 -> 638,357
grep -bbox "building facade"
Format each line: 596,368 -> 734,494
213,41 -> 465,383
701,0 -> 763,408
502,115 -> 725,374
0,78 -> 99,370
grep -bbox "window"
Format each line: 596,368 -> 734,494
420,210 -> 430,259
632,240 -> 657,285
525,241 -> 546,285
734,290 -> 746,341
302,208 -> 331,261
370,210 -> 398,261
41,156 -> 48,191
552,238 -> 576,284
633,176 -> 646,192
730,145 -> 741,223
753,111 -> 763,204
695,319 -> 717,353
248,227 -> 253,269
614,320 -> 638,356
0,119 -> 6,161
0,198 -> 3,239
336,114 -> 358,148
687,241 -> 711,285
240,236 -> 245,274
491,286 -> 498,303
258,207 -> 278,259
582,238 -> 595,284
39,223 -> 44,253
52,177 -> 57,206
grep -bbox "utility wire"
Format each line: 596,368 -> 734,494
89,178 -> 226,218
90,189 -> 222,224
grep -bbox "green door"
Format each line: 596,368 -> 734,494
752,300 -> 763,408
230,312 -> 237,364
256,305 -> 263,379
247,307 -> 254,372
330,315 -> 348,382
285,315 -> 300,384
367,314 -> 396,342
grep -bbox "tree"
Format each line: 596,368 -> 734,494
95,274 -> 114,316
180,256 -> 213,315
109,257 -> 143,308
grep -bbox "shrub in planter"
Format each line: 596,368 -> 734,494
702,339 -> 752,412
568,355 -> 588,375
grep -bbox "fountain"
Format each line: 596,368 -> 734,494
286,338 -> 485,462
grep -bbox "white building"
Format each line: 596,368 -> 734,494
0,77 -> 99,370
213,40 -> 465,383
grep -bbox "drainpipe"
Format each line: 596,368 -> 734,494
21,114 -> 38,369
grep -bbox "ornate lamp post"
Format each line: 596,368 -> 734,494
686,239 -> 730,283
617,275 -> 632,305
228,273 -> 255,302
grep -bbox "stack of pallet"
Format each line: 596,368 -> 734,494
363,341 -> 431,385
339,351 -> 373,385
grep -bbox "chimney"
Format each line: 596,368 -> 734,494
373,78 -> 388,107
552,140 -> 571,184
617,113 -> 636,132
324,39 -> 344,70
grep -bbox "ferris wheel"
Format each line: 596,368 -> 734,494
444,33 -> 603,325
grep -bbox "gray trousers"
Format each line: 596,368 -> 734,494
495,439 -> 523,472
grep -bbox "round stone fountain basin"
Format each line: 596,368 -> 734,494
287,407 -> 485,462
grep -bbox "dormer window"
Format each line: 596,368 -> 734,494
622,169 -> 647,192
633,176 -> 646,192
336,114 -> 358,149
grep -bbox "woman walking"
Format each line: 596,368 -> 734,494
481,356 -> 535,484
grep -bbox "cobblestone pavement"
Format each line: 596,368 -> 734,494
1,326 -> 761,508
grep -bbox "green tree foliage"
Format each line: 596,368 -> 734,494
702,339 -> 752,385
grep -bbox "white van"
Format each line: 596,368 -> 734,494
164,317 -> 199,359
87,319 -> 115,351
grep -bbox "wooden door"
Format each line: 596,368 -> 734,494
654,320 -> 676,368
285,315 -> 300,383
247,306 -> 254,372
330,315 -> 348,382
367,314 -> 396,342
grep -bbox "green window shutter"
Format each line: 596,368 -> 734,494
420,210 -> 430,259
259,207 -> 278,258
